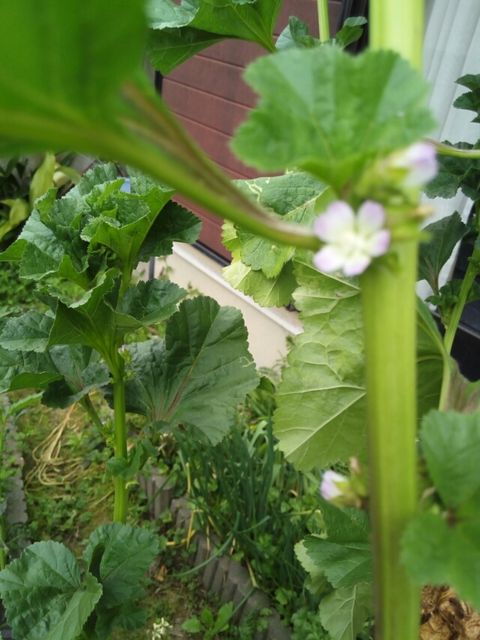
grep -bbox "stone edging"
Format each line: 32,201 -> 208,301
140,473 -> 292,640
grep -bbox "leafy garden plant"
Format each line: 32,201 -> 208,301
0,1 -> 480,640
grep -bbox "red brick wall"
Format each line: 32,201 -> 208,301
163,1 -> 343,258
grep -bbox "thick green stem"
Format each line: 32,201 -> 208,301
367,4 -> 424,638
317,0 -> 330,42
111,357 -> 128,523
361,242 -> 420,640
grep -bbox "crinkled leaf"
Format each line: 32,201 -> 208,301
83,523 -> 159,636
402,511 -> 480,610
273,256 -> 366,470
425,142 -> 480,201
47,270 -> 118,358
0,541 -> 102,640
233,172 -> 326,277
276,17 -> 316,51
418,212 -> 468,293
138,201 -> 201,261
115,279 -> 186,329
123,297 -> 258,443
42,345 -> 110,409
274,258 -> 444,470
319,498 -> 370,544
0,347 -> 60,392
148,27 -> 222,75
319,583 -> 372,640
232,47 -> 436,190
0,0 -> 147,156
84,523 -> 158,607
222,259 -> 297,307
421,410 -> 480,509
0,310 -> 53,352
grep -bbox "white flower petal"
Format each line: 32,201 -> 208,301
313,201 -> 355,242
313,245 -> 346,273
320,470 -> 346,501
367,229 -> 391,257
343,251 -> 371,276
357,200 -> 386,234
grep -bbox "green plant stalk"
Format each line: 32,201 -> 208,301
111,356 -> 128,523
444,254 -> 480,354
0,519 -> 6,570
365,4 -> 424,638
361,242 -> 419,640
434,140 -> 480,159
317,0 -> 330,42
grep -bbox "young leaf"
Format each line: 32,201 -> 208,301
123,297 -> 258,443
0,541 -> 102,640
319,583 -> 372,640
232,47 -> 436,191
276,17 -> 316,51
402,511 -> 480,610
418,211 -> 467,293
273,256 -> 366,470
421,410 -> 480,509
334,16 -> 367,49
115,279 -> 186,329
182,617 -> 203,633
83,523 -> 159,637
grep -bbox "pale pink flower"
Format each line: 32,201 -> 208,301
319,470 -> 347,501
390,141 -> 438,186
313,200 -> 390,276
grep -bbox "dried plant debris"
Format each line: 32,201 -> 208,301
421,586 -> 480,640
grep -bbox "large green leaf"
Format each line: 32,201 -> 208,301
0,0 -> 147,155
0,310 -> 53,353
274,256 -> 366,470
274,261 -> 445,470
232,47 -> 436,191
319,583 -> 372,640
425,142 -> 480,201
0,347 -> 60,393
123,297 -> 258,443
42,345 -> 110,409
83,523 -> 159,636
402,511 -> 480,610
418,212 -> 468,294
0,541 -> 102,640
421,410 -> 480,509
147,0 -> 281,72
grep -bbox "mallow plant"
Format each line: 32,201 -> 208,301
0,0 -> 479,639
0,163 -> 258,639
